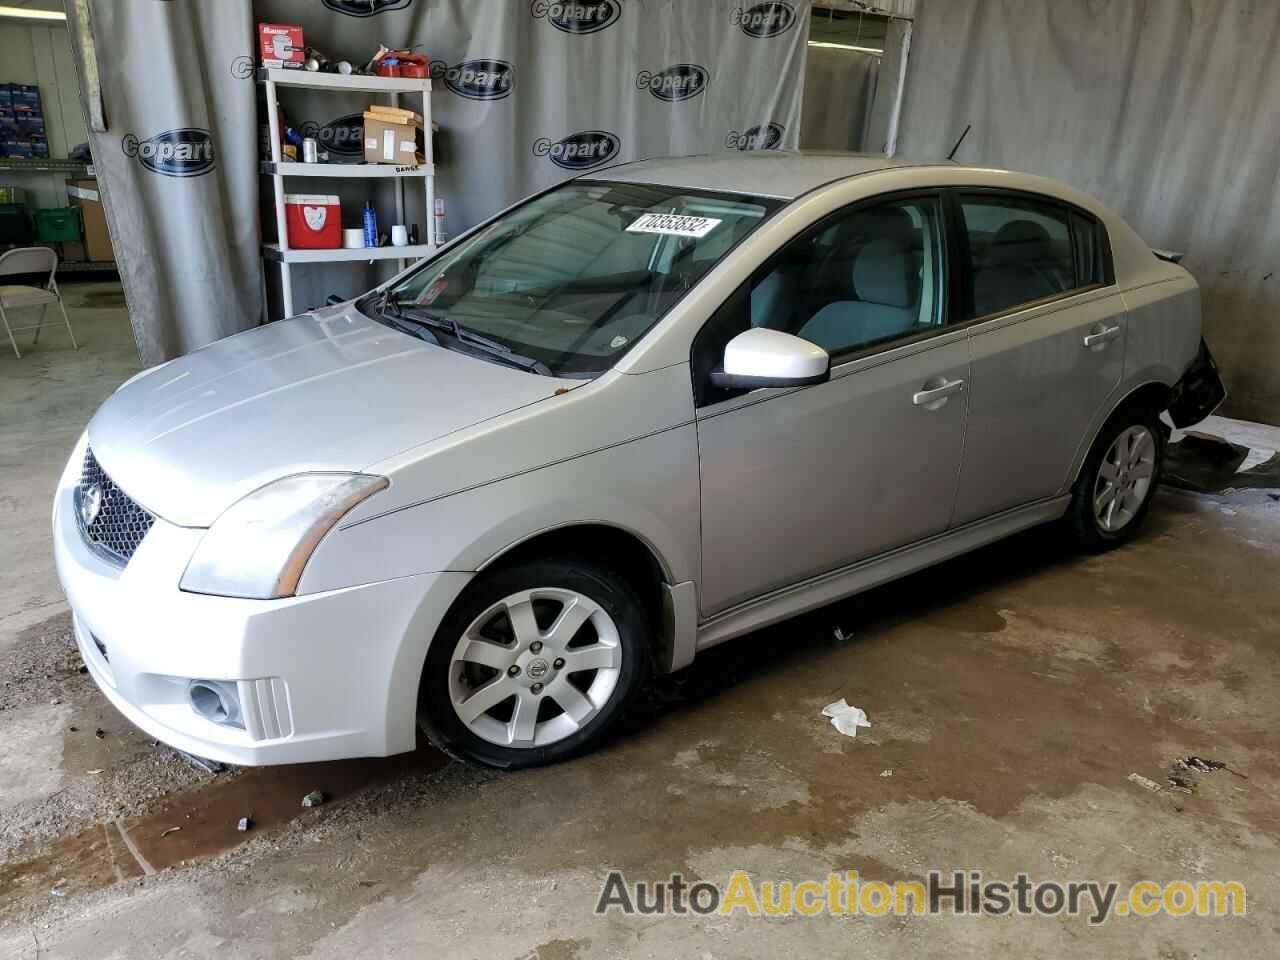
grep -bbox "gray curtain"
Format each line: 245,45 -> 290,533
896,0 -> 1280,425
800,47 -> 879,150
252,0 -> 813,315
68,0 -> 264,365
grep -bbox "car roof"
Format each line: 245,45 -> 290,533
588,151 -> 948,200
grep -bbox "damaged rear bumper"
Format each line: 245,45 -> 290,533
1168,338 -> 1227,428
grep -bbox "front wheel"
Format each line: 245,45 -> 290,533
1067,407 -> 1164,550
417,557 -> 651,769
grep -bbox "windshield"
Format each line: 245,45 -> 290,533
364,180 -> 780,376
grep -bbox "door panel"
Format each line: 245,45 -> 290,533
952,293 -> 1126,525
697,338 -> 970,615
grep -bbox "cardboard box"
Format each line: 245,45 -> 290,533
66,179 -> 114,263
258,23 -> 304,70
362,105 -> 425,165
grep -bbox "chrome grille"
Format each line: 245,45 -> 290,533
78,447 -> 155,565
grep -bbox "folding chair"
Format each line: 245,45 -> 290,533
0,245 -> 78,359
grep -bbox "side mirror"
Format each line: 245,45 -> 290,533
710,328 -> 830,390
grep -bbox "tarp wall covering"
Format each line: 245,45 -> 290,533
70,0 -> 263,364
896,0 -> 1280,424
76,0 -> 810,361
251,0 -> 813,322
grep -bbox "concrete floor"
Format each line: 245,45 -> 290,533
2,289 -> 1279,958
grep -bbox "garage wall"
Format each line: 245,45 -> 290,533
896,0 -> 1280,424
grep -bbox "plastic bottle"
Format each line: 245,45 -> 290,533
362,202 -> 378,248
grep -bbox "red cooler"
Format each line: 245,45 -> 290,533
284,194 -> 341,248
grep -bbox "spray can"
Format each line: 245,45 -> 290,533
362,202 -> 378,248
433,198 -> 448,245
302,138 -> 318,164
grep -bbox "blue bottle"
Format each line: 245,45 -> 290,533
362,202 -> 378,248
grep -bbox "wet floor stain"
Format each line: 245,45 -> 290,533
0,747 -> 446,911
919,601 -> 1009,635
72,289 -> 127,309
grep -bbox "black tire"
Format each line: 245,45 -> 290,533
417,557 -> 652,769
1067,404 -> 1165,551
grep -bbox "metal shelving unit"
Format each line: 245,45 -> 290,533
259,67 -> 436,317
0,157 -> 92,175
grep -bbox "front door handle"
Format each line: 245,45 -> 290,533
913,377 -> 965,408
1083,325 -> 1121,349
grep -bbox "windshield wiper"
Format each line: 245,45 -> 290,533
398,306 -> 554,376
378,287 -> 403,318
365,288 -> 442,346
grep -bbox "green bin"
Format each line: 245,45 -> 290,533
34,207 -> 82,243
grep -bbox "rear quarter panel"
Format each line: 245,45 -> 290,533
1063,260 -> 1201,489
1122,270 -> 1202,391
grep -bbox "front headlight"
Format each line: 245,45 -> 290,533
180,473 -> 389,599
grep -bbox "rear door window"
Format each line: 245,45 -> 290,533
959,195 -> 1082,318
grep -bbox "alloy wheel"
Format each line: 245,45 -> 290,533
447,588 -> 623,748
1093,424 -> 1156,533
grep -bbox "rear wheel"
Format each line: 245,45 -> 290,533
418,558 -> 651,768
1068,407 -> 1164,550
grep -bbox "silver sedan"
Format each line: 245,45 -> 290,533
54,153 -> 1223,769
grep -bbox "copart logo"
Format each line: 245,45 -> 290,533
532,130 -> 620,170
725,122 -> 785,151
122,128 -> 215,177
636,63 -> 708,102
732,1 -> 797,38
531,0 -> 621,34
322,0 -> 412,16
298,114 -> 365,159
430,59 -> 514,100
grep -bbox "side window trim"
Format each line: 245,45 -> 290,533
946,186 -> 1117,325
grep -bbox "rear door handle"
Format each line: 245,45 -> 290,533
913,378 -> 965,407
1083,325 -> 1121,348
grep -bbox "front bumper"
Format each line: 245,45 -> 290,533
52,453 -> 471,766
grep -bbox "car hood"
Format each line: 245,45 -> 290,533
88,309 -> 567,528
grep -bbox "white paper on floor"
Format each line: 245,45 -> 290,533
822,698 -> 871,738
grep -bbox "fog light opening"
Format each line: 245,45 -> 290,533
188,679 -> 244,729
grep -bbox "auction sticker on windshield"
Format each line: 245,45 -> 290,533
626,213 -> 722,238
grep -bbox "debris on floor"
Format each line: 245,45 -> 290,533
880,769 -> 893,778
1127,772 -> 1163,793
1183,755 -> 1228,773
237,817 -> 254,832
833,626 -> 854,642
822,698 -> 871,738
301,790 -> 326,808
1166,756 -> 1234,792
174,750 -> 225,775
1164,432 -> 1280,494
160,826 -> 182,839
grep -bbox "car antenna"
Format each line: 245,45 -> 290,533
946,124 -> 971,161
